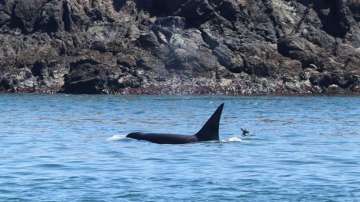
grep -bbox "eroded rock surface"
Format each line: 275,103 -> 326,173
0,0 -> 359,95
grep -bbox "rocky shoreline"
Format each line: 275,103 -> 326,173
0,0 -> 359,95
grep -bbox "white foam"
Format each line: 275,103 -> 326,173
107,135 -> 128,141
223,136 -> 242,143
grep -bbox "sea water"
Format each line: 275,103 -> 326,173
0,94 -> 359,201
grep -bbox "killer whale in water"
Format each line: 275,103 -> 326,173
127,103 -> 224,144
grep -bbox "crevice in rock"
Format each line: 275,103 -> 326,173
70,59 -> 100,70
62,1 -> 72,31
40,17 -> 59,33
317,0 -> 349,38
260,0 -> 282,40
136,0 -> 187,16
300,0 -> 350,38
9,2 -> 27,34
290,3 -> 312,36
0,77 -> 11,90
348,1 -> 360,21
32,61 -> 44,78
200,29 -> 219,49
113,0 -> 127,12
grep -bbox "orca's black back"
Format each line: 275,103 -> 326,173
127,103 -> 224,144
127,132 -> 197,144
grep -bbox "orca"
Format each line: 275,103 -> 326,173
127,103 -> 224,144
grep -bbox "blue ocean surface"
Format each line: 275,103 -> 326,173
0,94 -> 359,201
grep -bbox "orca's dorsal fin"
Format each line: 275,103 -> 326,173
195,103 -> 224,141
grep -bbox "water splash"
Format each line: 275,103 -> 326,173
107,135 -> 129,141
222,136 -> 242,143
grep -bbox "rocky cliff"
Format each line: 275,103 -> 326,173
0,0 -> 359,95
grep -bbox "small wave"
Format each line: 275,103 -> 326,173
222,136 -> 242,143
107,135 -> 128,142
35,164 -> 67,169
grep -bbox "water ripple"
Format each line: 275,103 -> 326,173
0,95 -> 359,201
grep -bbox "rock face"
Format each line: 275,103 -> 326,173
0,0 -> 359,95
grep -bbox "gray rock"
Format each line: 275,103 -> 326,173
0,0 -> 359,95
